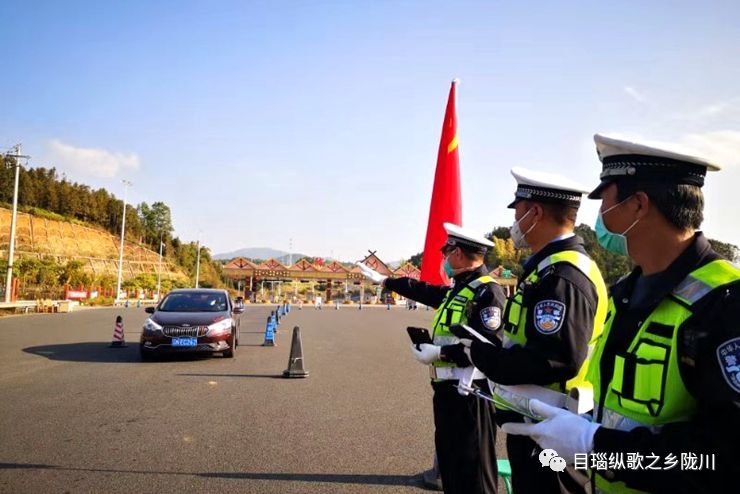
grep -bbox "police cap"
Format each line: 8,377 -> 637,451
508,167 -> 589,209
588,134 -> 721,199
443,223 -> 494,254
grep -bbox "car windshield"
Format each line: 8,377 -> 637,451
159,293 -> 228,312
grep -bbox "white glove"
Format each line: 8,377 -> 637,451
356,262 -> 388,284
460,339 -> 473,363
501,399 -> 600,465
410,343 -> 441,364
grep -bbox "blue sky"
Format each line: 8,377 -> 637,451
2,1 -> 739,261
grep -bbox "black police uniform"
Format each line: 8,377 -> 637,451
467,235 -> 600,494
385,264 -> 507,494
591,233 -> 740,493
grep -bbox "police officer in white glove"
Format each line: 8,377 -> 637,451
358,223 -> 507,494
504,135 -> 740,493
443,167 -> 608,494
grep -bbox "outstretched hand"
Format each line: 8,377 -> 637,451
356,262 -> 388,284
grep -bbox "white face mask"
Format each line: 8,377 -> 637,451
510,208 -> 536,249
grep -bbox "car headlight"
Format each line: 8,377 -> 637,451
207,318 -> 233,335
143,318 -> 163,333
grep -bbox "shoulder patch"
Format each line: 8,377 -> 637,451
717,337 -> 740,393
534,300 -> 566,334
480,306 -> 502,330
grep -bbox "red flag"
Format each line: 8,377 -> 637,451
420,79 -> 462,286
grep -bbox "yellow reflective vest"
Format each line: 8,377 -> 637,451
587,259 -> 740,493
503,250 -> 608,395
430,275 -> 496,379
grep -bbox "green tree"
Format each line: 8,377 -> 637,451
15,257 -> 41,285
150,201 -> 174,240
59,259 -> 93,286
36,257 -> 62,287
94,274 -> 117,290
137,202 -> 153,245
489,226 -> 511,240
708,239 -> 739,262
486,236 -> 526,276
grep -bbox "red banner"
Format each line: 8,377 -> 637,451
419,80 -> 462,285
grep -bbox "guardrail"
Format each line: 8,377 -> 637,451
0,300 -> 38,313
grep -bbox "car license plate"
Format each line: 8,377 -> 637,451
172,337 -> 197,347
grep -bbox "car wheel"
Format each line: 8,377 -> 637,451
223,335 -> 235,358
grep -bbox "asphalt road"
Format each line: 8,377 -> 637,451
0,305 -> 506,493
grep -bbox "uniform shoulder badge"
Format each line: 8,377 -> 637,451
480,306 -> 502,330
717,337 -> 740,393
534,300 -> 566,334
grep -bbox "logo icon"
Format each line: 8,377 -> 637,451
539,448 -> 567,472
717,337 -> 740,393
534,300 -> 566,334
549,456 -> 567,472
481,306 -> 502,330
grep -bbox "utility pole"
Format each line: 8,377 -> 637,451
194,238 -> 201,288
115,180 -> 132,303
289,238 -> 293,267
4,145 -> 29,303
156,231 -> 164,301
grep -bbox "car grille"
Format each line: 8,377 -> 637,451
163,326 -> 208,337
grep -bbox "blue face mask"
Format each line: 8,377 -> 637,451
594,196 -> 640,256
443,258 -> 455,278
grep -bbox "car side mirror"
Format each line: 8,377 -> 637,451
145,307 -> 155,314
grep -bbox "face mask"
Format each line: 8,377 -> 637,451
595,196 -> 640,256
510,209 -> 536,249
443,257 -> 455,278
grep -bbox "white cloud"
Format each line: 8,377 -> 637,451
696,97 -> 740,119
666,97 -> 740,126
46,139 -> 140,178
678,130 -> 740,169
623,86 -> 647,104
698,102 -> 729,117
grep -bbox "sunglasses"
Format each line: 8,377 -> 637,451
440,244 -> 457,255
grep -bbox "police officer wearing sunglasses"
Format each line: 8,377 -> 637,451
358,223 -> 506,494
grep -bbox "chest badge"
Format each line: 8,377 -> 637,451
534,300 -> 566,334
717,337 -> 740,394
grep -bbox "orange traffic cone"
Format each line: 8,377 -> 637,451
109,315 -> 128,347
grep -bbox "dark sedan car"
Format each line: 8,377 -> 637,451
140,288 -> 244,360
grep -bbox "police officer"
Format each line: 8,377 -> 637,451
358,223 -> 507,494
450,167 -> 608,494
503,135 -> 740,493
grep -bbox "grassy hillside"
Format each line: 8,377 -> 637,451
0,206 -> 187,283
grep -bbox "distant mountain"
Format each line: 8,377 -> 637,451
213,247 -> 307,263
